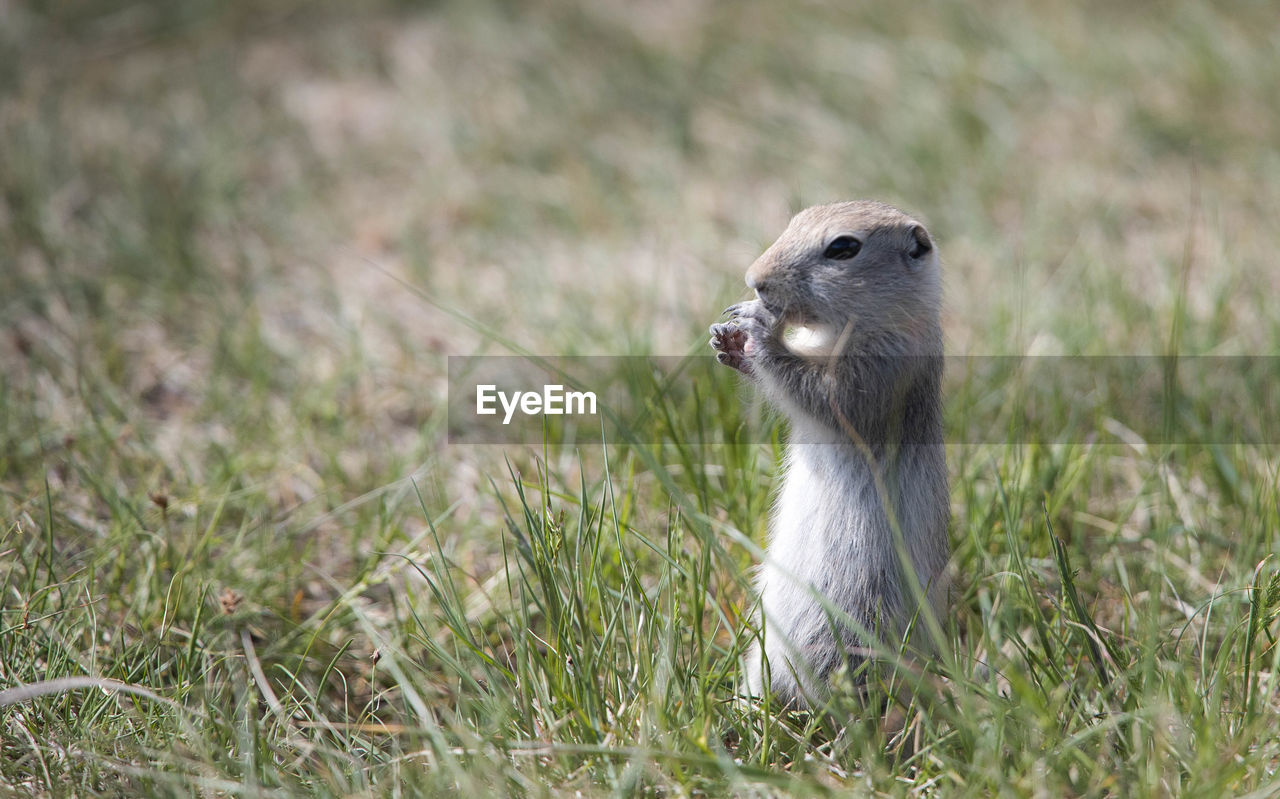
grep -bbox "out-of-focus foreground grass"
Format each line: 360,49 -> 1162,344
2,1 -> 1279,796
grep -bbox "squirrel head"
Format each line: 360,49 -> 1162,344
745,200 -> 941,356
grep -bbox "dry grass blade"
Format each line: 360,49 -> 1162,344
0,676 -> 190,713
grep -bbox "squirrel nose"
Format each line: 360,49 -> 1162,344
749,279 -> 782,316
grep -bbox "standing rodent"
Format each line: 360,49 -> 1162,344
710,200 -> 949,708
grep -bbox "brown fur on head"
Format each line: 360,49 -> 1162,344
745,201 -> 940,354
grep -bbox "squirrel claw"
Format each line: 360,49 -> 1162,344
710,319 -> 754,375
724,299 -> 777,329
716,350 -> 752,376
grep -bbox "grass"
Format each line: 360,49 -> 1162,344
3,0 -> 1280,795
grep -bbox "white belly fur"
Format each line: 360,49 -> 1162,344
744,429 -> 946,704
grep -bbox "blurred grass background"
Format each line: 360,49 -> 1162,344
2,0 -> 1279,796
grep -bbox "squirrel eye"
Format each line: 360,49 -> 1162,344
823,235 -> 862,260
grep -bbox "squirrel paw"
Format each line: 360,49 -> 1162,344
722,300 -> 776,327
710,321 -> 752,374
711,301 -> 774,376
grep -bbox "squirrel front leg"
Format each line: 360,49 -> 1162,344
709,300 -> 780,376
713,302 -> 868,435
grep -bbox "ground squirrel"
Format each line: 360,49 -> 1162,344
710,200 -> 949,708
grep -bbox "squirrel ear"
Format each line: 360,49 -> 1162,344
908,225 -> 933,259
